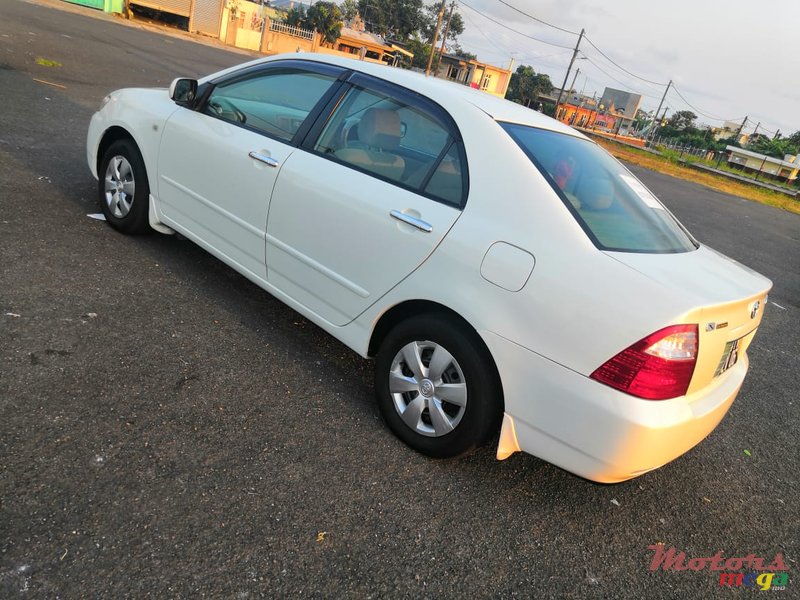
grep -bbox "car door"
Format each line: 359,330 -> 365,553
265,73 -> 468,326
157,61 -> 344,281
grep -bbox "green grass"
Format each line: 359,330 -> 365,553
35,57 -> 62,67
594,138 -> 800,215
653,147 -> 798,192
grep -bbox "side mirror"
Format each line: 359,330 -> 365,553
169,77 -> 198,105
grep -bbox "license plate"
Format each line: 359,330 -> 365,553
714,338 -> 741,377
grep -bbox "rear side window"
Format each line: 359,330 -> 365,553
501,123 -> 697,253
313,84 -> 466,207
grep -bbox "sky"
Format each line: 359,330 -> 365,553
438,0 -> 799,136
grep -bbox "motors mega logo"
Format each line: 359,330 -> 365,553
647,544 -> 790,591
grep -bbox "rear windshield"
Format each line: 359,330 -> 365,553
501,123 -> 698,253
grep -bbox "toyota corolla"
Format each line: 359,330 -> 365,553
86,54 -> 771,482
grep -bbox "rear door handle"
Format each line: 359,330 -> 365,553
390,210 -> 432,233
249,151 -> 279,167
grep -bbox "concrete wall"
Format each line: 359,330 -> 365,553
314,46 -> 385,64
261,29 -> 316,54
466,65 -> 510,98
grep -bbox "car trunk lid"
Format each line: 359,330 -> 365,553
606,245 -> 772,394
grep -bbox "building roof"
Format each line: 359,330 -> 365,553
599,88 -> 642,119
726,146 -> 799,168
338,27 -> 388,48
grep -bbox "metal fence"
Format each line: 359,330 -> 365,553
649,138 -> 712,159
269,21 -> 315,41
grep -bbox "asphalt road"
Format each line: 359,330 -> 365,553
1,1 -> 798,597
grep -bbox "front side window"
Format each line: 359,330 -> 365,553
313,85 -> 465,206
204,70 -> 337,141
501,123 -> 697,253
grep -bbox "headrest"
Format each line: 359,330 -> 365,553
358,108 -> 401,150
576,177 -> 614,210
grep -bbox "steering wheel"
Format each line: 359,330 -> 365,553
207,97 -> 247,124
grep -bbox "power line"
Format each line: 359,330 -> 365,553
461,4 -> 575,66
669,84 -> 744,123
460,7 -> 514,55
459,1 -> 781,131
456,0 -> 575,50
533,50 -> 570,60
582,57 -> 661,100
460,10 -> 570,71
583,36 -> 668,86
751,122 -> 777,135
495,0 -> 579,36
491,0 -> 668,88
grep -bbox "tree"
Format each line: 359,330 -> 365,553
450,44 -> 476,61
284,6 -> 306,27
506,65 -> 553,107
667,110 -> 698,131
340,0 -> 359,22
748,136 -> 798,159
406,37 -> 431,70
421,2 -> 464,44
787,130 -> 800,148
303,2 -> 343,45
358,0 -> 425,40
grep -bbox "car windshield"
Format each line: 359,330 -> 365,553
501,123 -> 698,253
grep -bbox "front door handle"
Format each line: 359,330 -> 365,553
390,210 -> 432,233
249,151 -> 280,167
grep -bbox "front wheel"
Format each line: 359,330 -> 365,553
374,314 -> 503,458
98,139 -> 151,234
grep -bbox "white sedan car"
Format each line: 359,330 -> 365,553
87,54 -> 771,483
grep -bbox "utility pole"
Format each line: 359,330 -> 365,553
647,79 -> 672,143
435,2 -> 456,73
555,28 -> 584,111
773,129 -> 781,140
754,154 -> 769,181
426,1 -> 447,76
734,116 -> 748,143
751,121 -> 760,141
569,68 -> 580,94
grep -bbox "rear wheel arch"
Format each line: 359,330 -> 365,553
368,300 -> 504,405
371,303 -> 506,457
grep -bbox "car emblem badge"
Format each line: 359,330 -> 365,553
750,300 -> 760,320
706,323 -> 716,332
419,379 -> 435,398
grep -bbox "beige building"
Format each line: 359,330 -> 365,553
711,121 -> 747,143
726,146 -> 800,182
433,54 -> 512,98
219,3 -> 411,65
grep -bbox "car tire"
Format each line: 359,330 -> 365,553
98,139 -> 151,234
374,313 -> 503,458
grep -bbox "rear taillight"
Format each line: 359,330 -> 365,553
590,324 -> 698,400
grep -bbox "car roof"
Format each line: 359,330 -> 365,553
217,53 -> 585,140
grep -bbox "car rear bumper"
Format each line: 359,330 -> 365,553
481,330 -> 746,483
